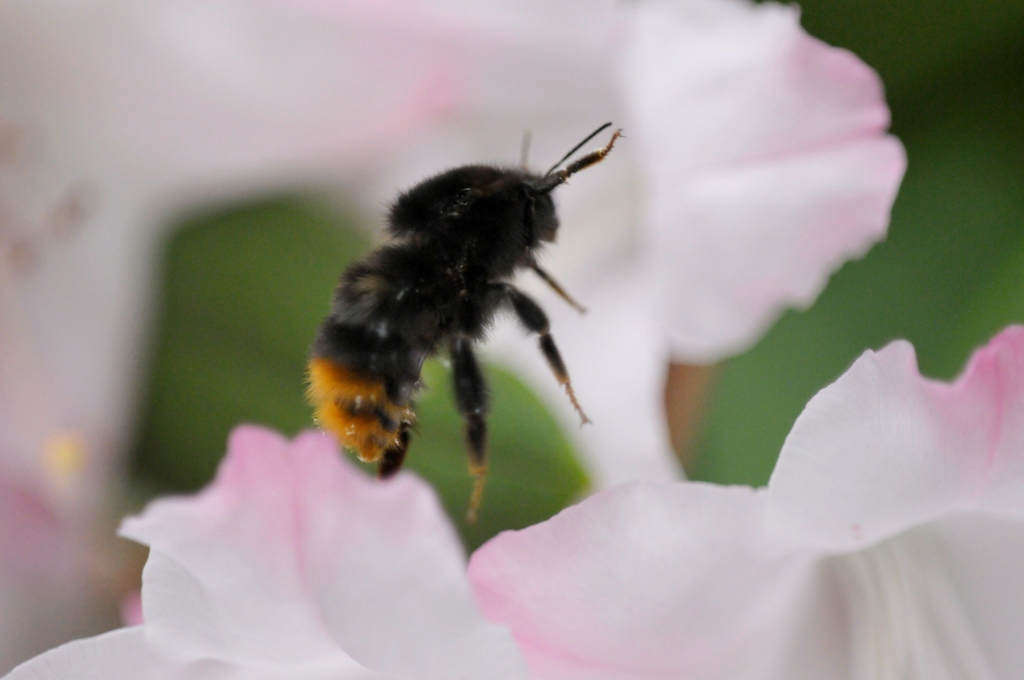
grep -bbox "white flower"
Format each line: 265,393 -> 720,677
0,0 -> 906,492
0,1 -> 459,669
469,326 -> 1024,679
6,427 -> 526,680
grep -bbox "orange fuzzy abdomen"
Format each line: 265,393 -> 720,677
306,357 -> 414,462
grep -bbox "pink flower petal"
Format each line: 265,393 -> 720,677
4,626 -> 383,680
622,0 -> 890,173
469,483 -> 841,680
654,137 -> 905,360
120,426 -> 524,680
768,326 -> 1024,551
621,0 -> 906,361
288,431 -> 526,680
6,628 -> 175,680
469,329 -> 1024,678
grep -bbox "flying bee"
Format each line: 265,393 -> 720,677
307,123 -> 621,520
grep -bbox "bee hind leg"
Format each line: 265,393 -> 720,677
378,425 -> 411,479
450,336 -> 489,522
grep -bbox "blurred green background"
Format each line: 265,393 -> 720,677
130,0 -> 1024,547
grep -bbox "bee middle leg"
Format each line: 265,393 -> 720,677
450,335 -> 489,522
529,261 -> 587,314
496,283 -> 590,426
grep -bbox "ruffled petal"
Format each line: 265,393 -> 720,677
621,0 -> 905,361
285,431 -> 526,680
120,426 -> 524,680
120,427 -> 346,666
470,482 -> 844,680
768,326 -> 1024,551
652,137 -> 904,360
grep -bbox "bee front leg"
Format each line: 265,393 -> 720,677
450,335 -> 489,522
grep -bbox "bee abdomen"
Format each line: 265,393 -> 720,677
306,357 -> 414,463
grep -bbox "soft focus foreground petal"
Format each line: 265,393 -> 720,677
769,326 -> 1024,551
288,431 -> 526,680
120,426 -> 524,680
621,0 -> 906,361
470,483 -> 845,680
6,628 -> 177,680
4,627 -> 381,680
121,427 -> 344,665
931,515 -> 1024,678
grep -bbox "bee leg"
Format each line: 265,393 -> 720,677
378,425 -> 411,479
529,262 -> 587,314
450,336 -> 489,522
501,284 -> 591,426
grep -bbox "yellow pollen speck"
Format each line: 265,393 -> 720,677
42,431 -> 86,484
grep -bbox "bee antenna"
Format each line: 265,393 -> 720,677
520,129 -> 532,170
543,122 -> 613,178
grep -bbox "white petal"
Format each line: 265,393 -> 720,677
622,0 -> 890,173
768,327 -> 1024,551
930,515 -> 1024,678
470,483 -> 845,680
3,626 -> 386,680
120,427 -> 524,680
652,137 -> 904,360
121,428 -> 343,666
286,432 -> 526,680
5,628 -> 177,680
621,0 -> 905,361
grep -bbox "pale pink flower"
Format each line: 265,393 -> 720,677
5,426 -> 525,680
0,243 -> 113,672
0,0 -> 910,669
0,4 -> 455,668
0,0 -> 456,481
622,0 -> 906,363
1,0 -> 907,493
469,326 -> 1024,679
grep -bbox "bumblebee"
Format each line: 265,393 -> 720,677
308,124 -> 620,519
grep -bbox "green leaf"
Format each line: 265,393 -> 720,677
130,195 -> 587,550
